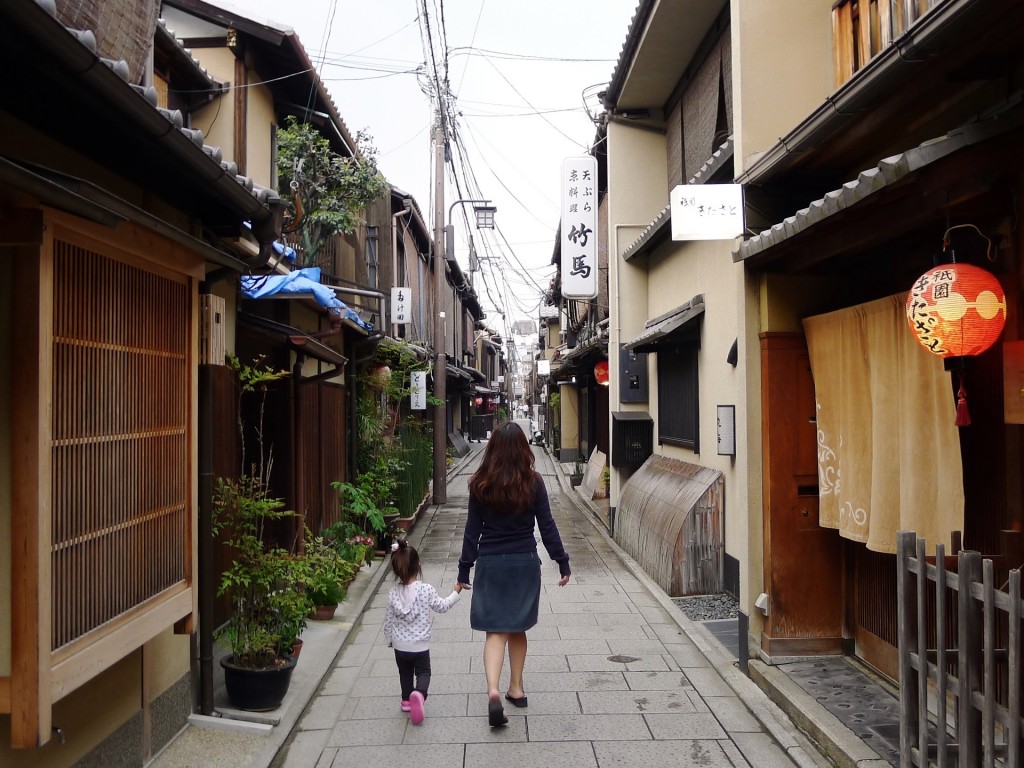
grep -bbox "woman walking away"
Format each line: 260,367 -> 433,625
458,421 -> 571,727
384,539 -> 463,725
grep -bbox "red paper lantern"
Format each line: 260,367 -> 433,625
906,263 -> 1005,358
594,359 -> 610,386
907,262 -> 1005,427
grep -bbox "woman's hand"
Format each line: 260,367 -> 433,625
557,574 -> 570,587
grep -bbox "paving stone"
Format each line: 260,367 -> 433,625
645,712 -> 728,740
579,689 -> 697,715
334,643 -> 373,667
682,667 -> 736,697
526,639 -> 613,655
549,601 -> 636,614
605,639 -> 672,656
324,743 -> 465,767
526,713 -> 652,742
325,716 -> 407,747
277,729 -> 330,767
296,694 -> 345,731
465,740 -> 598,767
468,691 -> 581,715
730,732 -> 800,768
348,693 -> 468,719
559,624 -> 650,640
535,612 -> 599,626
367,655 -> 471,677
593,739 -> 736,767
470,653 -> 570,674
703,696 -> 763,732
665,642 -> 715,669
400,715 -> 527,744
567,654 -> 672,673
319,665 -> 360,696
623,671 -> 693,691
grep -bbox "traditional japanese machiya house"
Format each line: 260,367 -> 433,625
601,0 -> 743,616
0,0 -> 283,764
732,0 -> 1024,680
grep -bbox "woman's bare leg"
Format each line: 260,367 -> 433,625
506,632 -> 527,698
483,632 -> 509,699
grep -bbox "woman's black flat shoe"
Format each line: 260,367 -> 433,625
505,693 -> 528,708
488,698 -> 508,727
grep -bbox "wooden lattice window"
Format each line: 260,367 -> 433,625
832,0 -> 940,88
50,239 -> 190,651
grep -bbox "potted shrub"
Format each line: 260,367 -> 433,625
212,475 -> 304,710
304,529 -> 358,620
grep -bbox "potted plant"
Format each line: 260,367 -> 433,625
570,458 -> 585,487
212,475 -> 303,710
303,529 -> 358,620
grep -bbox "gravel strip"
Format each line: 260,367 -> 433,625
672,593 -> 739,621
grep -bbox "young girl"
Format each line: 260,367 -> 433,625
383,538 -> 463,724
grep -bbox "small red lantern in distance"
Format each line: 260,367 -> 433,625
906,263 -> 1005,358
594,359 -> 610,386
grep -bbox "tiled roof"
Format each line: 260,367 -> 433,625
34,0 -> 279,209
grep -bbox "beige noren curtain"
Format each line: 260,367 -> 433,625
803,293 -> 964,553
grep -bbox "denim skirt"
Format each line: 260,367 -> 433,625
470,551 -> 541,632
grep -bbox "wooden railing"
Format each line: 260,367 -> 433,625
898,531 -> 1024,766
832,0 -> 940,87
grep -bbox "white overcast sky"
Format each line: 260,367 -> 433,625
234,1 -> 638,338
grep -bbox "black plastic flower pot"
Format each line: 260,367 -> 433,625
220,654 -> 297,711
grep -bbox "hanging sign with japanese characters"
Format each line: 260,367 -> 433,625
410,371 -> 427,410
561,156 -> 598,299
670,184 -> 745,240
391,287 -> 411,325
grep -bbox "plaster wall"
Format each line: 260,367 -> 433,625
645,238 -> 753,608
189,48 -> 237,163
731,0 -> 833,176
605,120 -> 668,500
0,251 -> 10,676
558,382 -> 580,462
246,86 -> 277,190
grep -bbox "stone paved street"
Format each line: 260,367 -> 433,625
271,445 -> 818,768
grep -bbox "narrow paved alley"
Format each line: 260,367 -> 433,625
269,445 -> 823,768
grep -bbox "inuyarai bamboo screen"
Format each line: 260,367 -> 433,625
50,240 -> 190,651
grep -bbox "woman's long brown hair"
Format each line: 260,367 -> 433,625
468,421 -> 536,513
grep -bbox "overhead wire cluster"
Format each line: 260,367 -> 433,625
412,0 -> 614,345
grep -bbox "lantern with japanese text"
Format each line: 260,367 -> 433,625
906,262 -> 1005,425
594,359 -> 610,386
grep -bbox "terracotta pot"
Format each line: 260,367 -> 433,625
290,639 -> 303,660
310,603 -> 338,621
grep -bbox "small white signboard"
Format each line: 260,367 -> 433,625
391,287 -> 411,325
537,359 -> 551,376
410,371 -> 427,410
671,184 -> 744,240
717,404 -> 736,456
561,156 -> 598,299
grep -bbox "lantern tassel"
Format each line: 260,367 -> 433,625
955,374 -> 971,427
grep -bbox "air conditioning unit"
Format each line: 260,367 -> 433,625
611,412 -> 654,468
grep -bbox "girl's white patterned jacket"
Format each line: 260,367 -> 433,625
383,580 -> 460,652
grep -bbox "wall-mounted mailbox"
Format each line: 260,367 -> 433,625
611,411 -> 654,468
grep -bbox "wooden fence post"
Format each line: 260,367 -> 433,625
958,550 -> 983,767
898,531 -> 920,767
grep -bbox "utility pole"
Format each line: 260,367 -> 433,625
432,111 -> 447,504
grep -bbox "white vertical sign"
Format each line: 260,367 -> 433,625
391,287 -> 411,325
410,371 -> 427,410
561,156 -> 598,299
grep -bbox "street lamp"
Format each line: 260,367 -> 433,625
432,196 -> 497,504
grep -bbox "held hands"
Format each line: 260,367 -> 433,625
557,574 -> 571,587
455,582 -> 471,592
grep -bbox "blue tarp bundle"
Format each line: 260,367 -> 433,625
240,267 -> 372,332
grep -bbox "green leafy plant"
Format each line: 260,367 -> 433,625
302,529 -> 358,607
600,466 -> 611,486
276,116 -> 389,267
213,357 -> 303,669
212,476 -> 305,668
